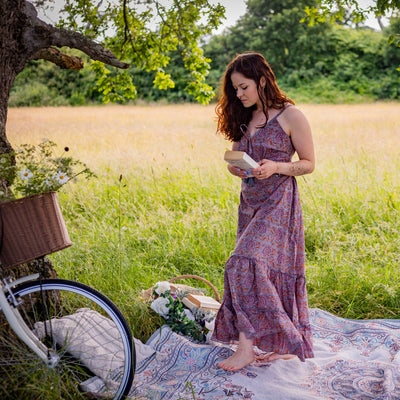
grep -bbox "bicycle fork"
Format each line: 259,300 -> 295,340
0,277 -> 59,367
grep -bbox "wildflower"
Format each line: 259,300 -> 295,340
44,176 -> 56,187
19,169 -> 33,180
55,171 -> 68,184
0,139 -> 94,200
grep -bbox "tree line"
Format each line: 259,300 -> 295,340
9,0 -> 400,106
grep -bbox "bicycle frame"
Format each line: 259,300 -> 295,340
0,274 -> 59,366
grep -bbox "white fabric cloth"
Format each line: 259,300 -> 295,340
34,308 -> 156,378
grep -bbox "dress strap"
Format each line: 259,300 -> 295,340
269,104 -> 292,122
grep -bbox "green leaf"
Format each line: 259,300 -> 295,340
91,62 -> 136,103
153,71 -> 175,90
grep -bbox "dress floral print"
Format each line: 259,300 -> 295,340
212,106 -> 314,361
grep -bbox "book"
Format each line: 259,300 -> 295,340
182,297 -> 197,311
169,283 -> 203,296
186,293 -> 221,311
224,151 -> 259,173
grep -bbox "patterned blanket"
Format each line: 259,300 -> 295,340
130,308 -> 400,400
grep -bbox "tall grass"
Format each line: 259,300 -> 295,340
6,103 -> 400,341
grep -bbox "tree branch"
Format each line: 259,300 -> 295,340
31,47 -> 84,70
24,0 -> 129,69
377,15 -> 385,31
49,26 -> 130,69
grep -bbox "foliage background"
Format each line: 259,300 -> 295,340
9,0 -> 400,107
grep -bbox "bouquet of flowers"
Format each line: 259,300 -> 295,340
0,139 -> 95,201
150,281 -> 216,343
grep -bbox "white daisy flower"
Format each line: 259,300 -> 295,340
19,169 -> 33,180
55,171 -> 69,184
154,281 -> 171,295
44,177 -> 56,187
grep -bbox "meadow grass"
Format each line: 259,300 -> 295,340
6,102 -> 400,342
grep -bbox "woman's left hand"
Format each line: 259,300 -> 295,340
252,159 -> 278,180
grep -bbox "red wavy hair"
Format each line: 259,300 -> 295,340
216,52 -> 294,142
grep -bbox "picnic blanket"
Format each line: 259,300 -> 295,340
130,308 -> 400,400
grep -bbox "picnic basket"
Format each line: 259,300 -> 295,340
0,191 -> 72,270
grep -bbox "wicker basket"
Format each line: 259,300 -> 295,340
0,192 -> 72,269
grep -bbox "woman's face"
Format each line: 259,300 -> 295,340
230,71 -> 262,109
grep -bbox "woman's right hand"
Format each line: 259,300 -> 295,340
228,164 -> 249,178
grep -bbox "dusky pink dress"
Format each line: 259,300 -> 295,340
212,106 -> 314,361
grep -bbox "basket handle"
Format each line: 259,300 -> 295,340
168,274 -> 221,302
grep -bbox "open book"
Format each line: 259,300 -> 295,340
224,150 -> 259,173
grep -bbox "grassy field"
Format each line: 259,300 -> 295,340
6,102 -> 400,342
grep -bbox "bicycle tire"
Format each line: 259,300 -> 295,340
0,278 -> 135,400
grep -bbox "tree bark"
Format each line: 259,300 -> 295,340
31,48 -> 84,70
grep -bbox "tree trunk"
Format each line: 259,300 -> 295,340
0,0 -> 57,278
0,1 -> 23,154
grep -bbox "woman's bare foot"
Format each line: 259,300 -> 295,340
218,348 -> 256,371
218,332 -> 255,371
256,352 -> 297,363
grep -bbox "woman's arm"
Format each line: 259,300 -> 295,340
253,107 -> 315,179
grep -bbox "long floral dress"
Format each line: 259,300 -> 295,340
212,106 -> 314,361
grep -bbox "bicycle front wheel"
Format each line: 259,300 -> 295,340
0,278 -> 135,400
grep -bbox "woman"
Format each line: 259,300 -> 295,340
211,52 -> 315,371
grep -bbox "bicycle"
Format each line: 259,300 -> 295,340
0,193 -> 135,399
